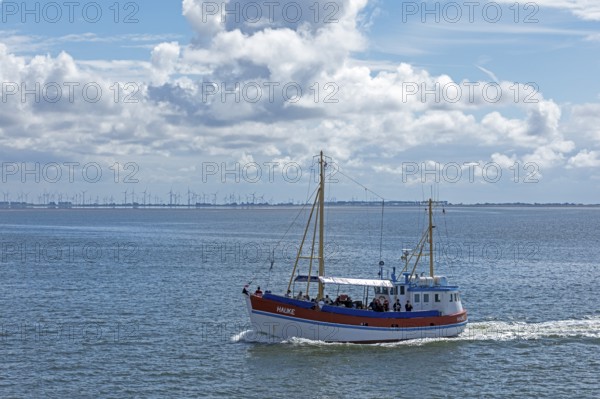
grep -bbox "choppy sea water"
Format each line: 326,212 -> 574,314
1,207 -> 599,398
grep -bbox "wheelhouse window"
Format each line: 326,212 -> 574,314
400,286 -> 405,295
423,294 -> 429,303
414,294 -> 420,303
449,293 -> 453,302
435,294 -> 440,303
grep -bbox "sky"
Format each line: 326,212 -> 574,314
0,0 -> 599,205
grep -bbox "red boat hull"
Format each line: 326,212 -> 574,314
246,294 -> 468,343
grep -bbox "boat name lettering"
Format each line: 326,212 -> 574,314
276,306 -> 295,315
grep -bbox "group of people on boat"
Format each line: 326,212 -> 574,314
284,290 -> 355,307
285,290 -> 317,302
369,297 -> 389,312
247,285 -> 415,312
279,288 -> 415,312
368,297 -> 413,312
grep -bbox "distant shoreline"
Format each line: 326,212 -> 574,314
1,201 -> 599,209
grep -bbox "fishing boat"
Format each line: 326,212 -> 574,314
243,152 -> 467,343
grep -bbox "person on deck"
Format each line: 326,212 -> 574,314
383,299 -> 389,312
296,291 -> 303,300
285,290 -> 292,298
393,299 -> 402,312
405,300 -> 413,312
368,299 -> 374,310
368,298 -> 381,312
254,286 -> 263,296
318,298 -> 325,309
324,295 -> 333,305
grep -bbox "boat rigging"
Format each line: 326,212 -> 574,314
243,152 -> 467,343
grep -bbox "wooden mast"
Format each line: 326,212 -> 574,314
318,151 -> 325,299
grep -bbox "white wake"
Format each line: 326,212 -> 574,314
231,316 -> 600,346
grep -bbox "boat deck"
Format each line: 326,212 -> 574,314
262,293 -> 441,319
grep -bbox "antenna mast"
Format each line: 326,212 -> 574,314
428,198 -> 434,277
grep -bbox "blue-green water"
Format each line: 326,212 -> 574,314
1,207 -> 599,398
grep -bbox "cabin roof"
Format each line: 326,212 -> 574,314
319,276 -> 394,288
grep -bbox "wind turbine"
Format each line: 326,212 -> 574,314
167,189 -> 174,207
